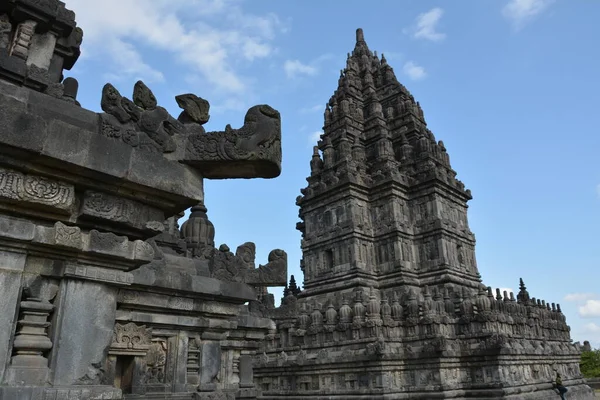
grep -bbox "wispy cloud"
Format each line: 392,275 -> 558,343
403,61 -> 427,81
67,0 -> 287,94
565,293 -> 597,302
579,300 -> 600,318
410,8 -> 446,42
284,60 -> 318,79
502,0 -> 554,30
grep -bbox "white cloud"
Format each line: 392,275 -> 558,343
499,288 -> 514,297
579,300 -> 600,318
403,61 -> 427,81
308,131 -> 323,144
412,8 -> 446,42
502,0 -> 554,30
66,0 -> 286,93
565,293 -> 597,302
284,60 -> 318,79
583,323 -> 600,334
102,37 -> 164,83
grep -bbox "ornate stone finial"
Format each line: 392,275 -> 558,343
288,275 -> 301,296
133,80 -> 157,110
356,28 -> 365,43
180,202 -> 215,248
63,77 -> 79,100
495,288 -> 503,301
517,277 -> 530,303
175,93 -> 210,125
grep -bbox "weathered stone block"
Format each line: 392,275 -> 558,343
51,280 -> 118,386
0,214 -> 35,241
0,251 -> 26,379
200,342 -> 221,386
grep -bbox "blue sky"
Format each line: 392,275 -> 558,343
64,0 -> 600,346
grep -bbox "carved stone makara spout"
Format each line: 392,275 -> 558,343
182,104 -> 282,179
99,81 -> 282,180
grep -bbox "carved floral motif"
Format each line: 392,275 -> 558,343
110,322 -> 151,354
0,167 -> 74,211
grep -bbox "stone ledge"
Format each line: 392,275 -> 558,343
0,82 -> 204,212
0,215 -> 154,272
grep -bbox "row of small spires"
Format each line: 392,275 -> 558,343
290,283 -> 562,316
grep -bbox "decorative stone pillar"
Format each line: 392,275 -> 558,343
5,291 -> 54,385
187,338 -> 201,386
9,20 -> 37,60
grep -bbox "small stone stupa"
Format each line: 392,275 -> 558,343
252,29 -> 593,399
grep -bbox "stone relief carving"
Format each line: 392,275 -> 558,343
0,167 -> 74,211
245,249 -> 287,286
54,221 -> 82,249
81,190 -> 163,231
145,339 -> 168,384
193,243 -> 287,286
64,264 -> 133,285
100,82 -> 179,153
185,104 -> 282,178
110,322 -> 152,353
98,80 -> 282,178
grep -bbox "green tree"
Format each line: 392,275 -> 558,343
580,349 -> 600,378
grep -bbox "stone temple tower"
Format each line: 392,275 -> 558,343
252,29 -> 594,399
297,27 -> 479,305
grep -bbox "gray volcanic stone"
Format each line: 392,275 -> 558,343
176,93 -> 210,124
0,2 -> 285,400
252,28 -> 595,400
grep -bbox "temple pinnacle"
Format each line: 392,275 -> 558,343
356,28 -> 364,43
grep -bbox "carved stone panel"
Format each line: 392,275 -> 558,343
81,190 -> 165,233
64,264 -> 134,285
145,339 -> 168,384
0,167 -> 74,213
109,322 -> 152,356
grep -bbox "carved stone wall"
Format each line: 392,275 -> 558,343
0,2 -> 285,399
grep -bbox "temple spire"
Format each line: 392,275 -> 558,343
353,28 -> 370,57
356,28 -> 365,43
